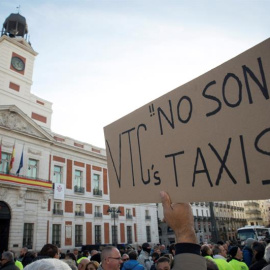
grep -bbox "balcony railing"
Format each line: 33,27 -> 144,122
53,209 -> 63,215
74,186 -> 85,194
111,213 -> 119,219
245,209 -> 261,215
244,201 -> 259,207
0,172 -> 52,189
145,215 -> 151,220
126,214 -> 133,219
75,211 -> 84,217
93,189 -> 102,196
94,212 -> 103,218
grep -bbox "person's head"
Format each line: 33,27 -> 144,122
78,258 -> 90,270
73,248 -> 79,256
201,244 -> 212,257
228,246 -> 242,260
121,253 -> 129,263
252,241 -> 265,261
86,261 -> 99,270
160,245 -> 166,252
90,253 -> 101,263
156,256 -> 171,270
39,243 -> 60,258
24,258 -> 72,270
151,252 -> 160,262
61,259 -> 77,270
142,243 -> 151,254
82,250 -> 90,257
91,250 -> 98,256
162,254 -> 173,267
245,238 -> 256,249
101,246 -> 122,270
65,253 -> 76,262
212,244 -> 226,258
128,250 -> 138,260
264,243 -> 270,263
20,247 -> 28,256
1,251 -> 14,266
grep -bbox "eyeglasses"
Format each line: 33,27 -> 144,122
122,258 -> 129,261
108,257 -> 122,261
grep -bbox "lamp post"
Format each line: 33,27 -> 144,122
107,207 -> 121,246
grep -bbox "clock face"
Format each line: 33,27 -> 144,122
11,56 -> 25,71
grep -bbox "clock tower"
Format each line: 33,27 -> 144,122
0,12 -> 52,131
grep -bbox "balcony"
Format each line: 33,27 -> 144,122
75,211 -> 84,217
94,212 -> 103,218
244,201 -> 259,207
74,186 -> 85,194
53,209 -> 63,215
93,189 -> 102,196
145,215 -> 151,220
126,214 -> 133,219
246,209 -> 261,215
0,172 -> 52,189
111,213 -> 119,219
247,217 -> 263,221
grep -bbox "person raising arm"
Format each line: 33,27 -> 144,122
160,191 -> 207,270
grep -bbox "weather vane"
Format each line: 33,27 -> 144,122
16,5 -> 21,13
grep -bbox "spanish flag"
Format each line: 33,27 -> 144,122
8,145 -> 15,173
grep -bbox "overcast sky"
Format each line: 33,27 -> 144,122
1,0 -> 269,149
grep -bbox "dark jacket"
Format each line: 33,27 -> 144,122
242,246 -> 253,267
122,260 -> 144,270
1,261 -> 20,270
249,259 -> 268,270
21,252 -> 35,267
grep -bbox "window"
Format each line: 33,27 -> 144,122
74,170 -> 83,187
27,159 -> 38,178
23,223 -> 34,249
145,210 -> 151,220
53,202 -> 63,215
126,209 -> 132,219
146,226 -> 151,242
93,174 -> 102,195
95,206 -> 102,217
53,165 -> 62,183
95,225 -> 101,244
0,153 -> 10,173
74,170 -> 84,193
75,204 -> 84,216
75,225 -> 83,246
52,224 -> 61,247
127,226 -> 132,244
112,225 -> 118,245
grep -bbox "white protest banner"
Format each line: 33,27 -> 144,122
104,38 -> 270,204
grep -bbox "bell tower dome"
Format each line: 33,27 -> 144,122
1,13 -> 28,39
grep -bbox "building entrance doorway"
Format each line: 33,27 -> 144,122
0,201 -> 11,253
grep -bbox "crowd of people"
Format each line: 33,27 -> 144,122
1,191 -> 270,270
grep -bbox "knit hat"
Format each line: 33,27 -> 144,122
245,238 -> 256,248
229,246 -> 238,258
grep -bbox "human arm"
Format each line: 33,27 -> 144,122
160,191 -> 206,270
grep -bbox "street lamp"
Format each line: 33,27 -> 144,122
107,207 -> 121,246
